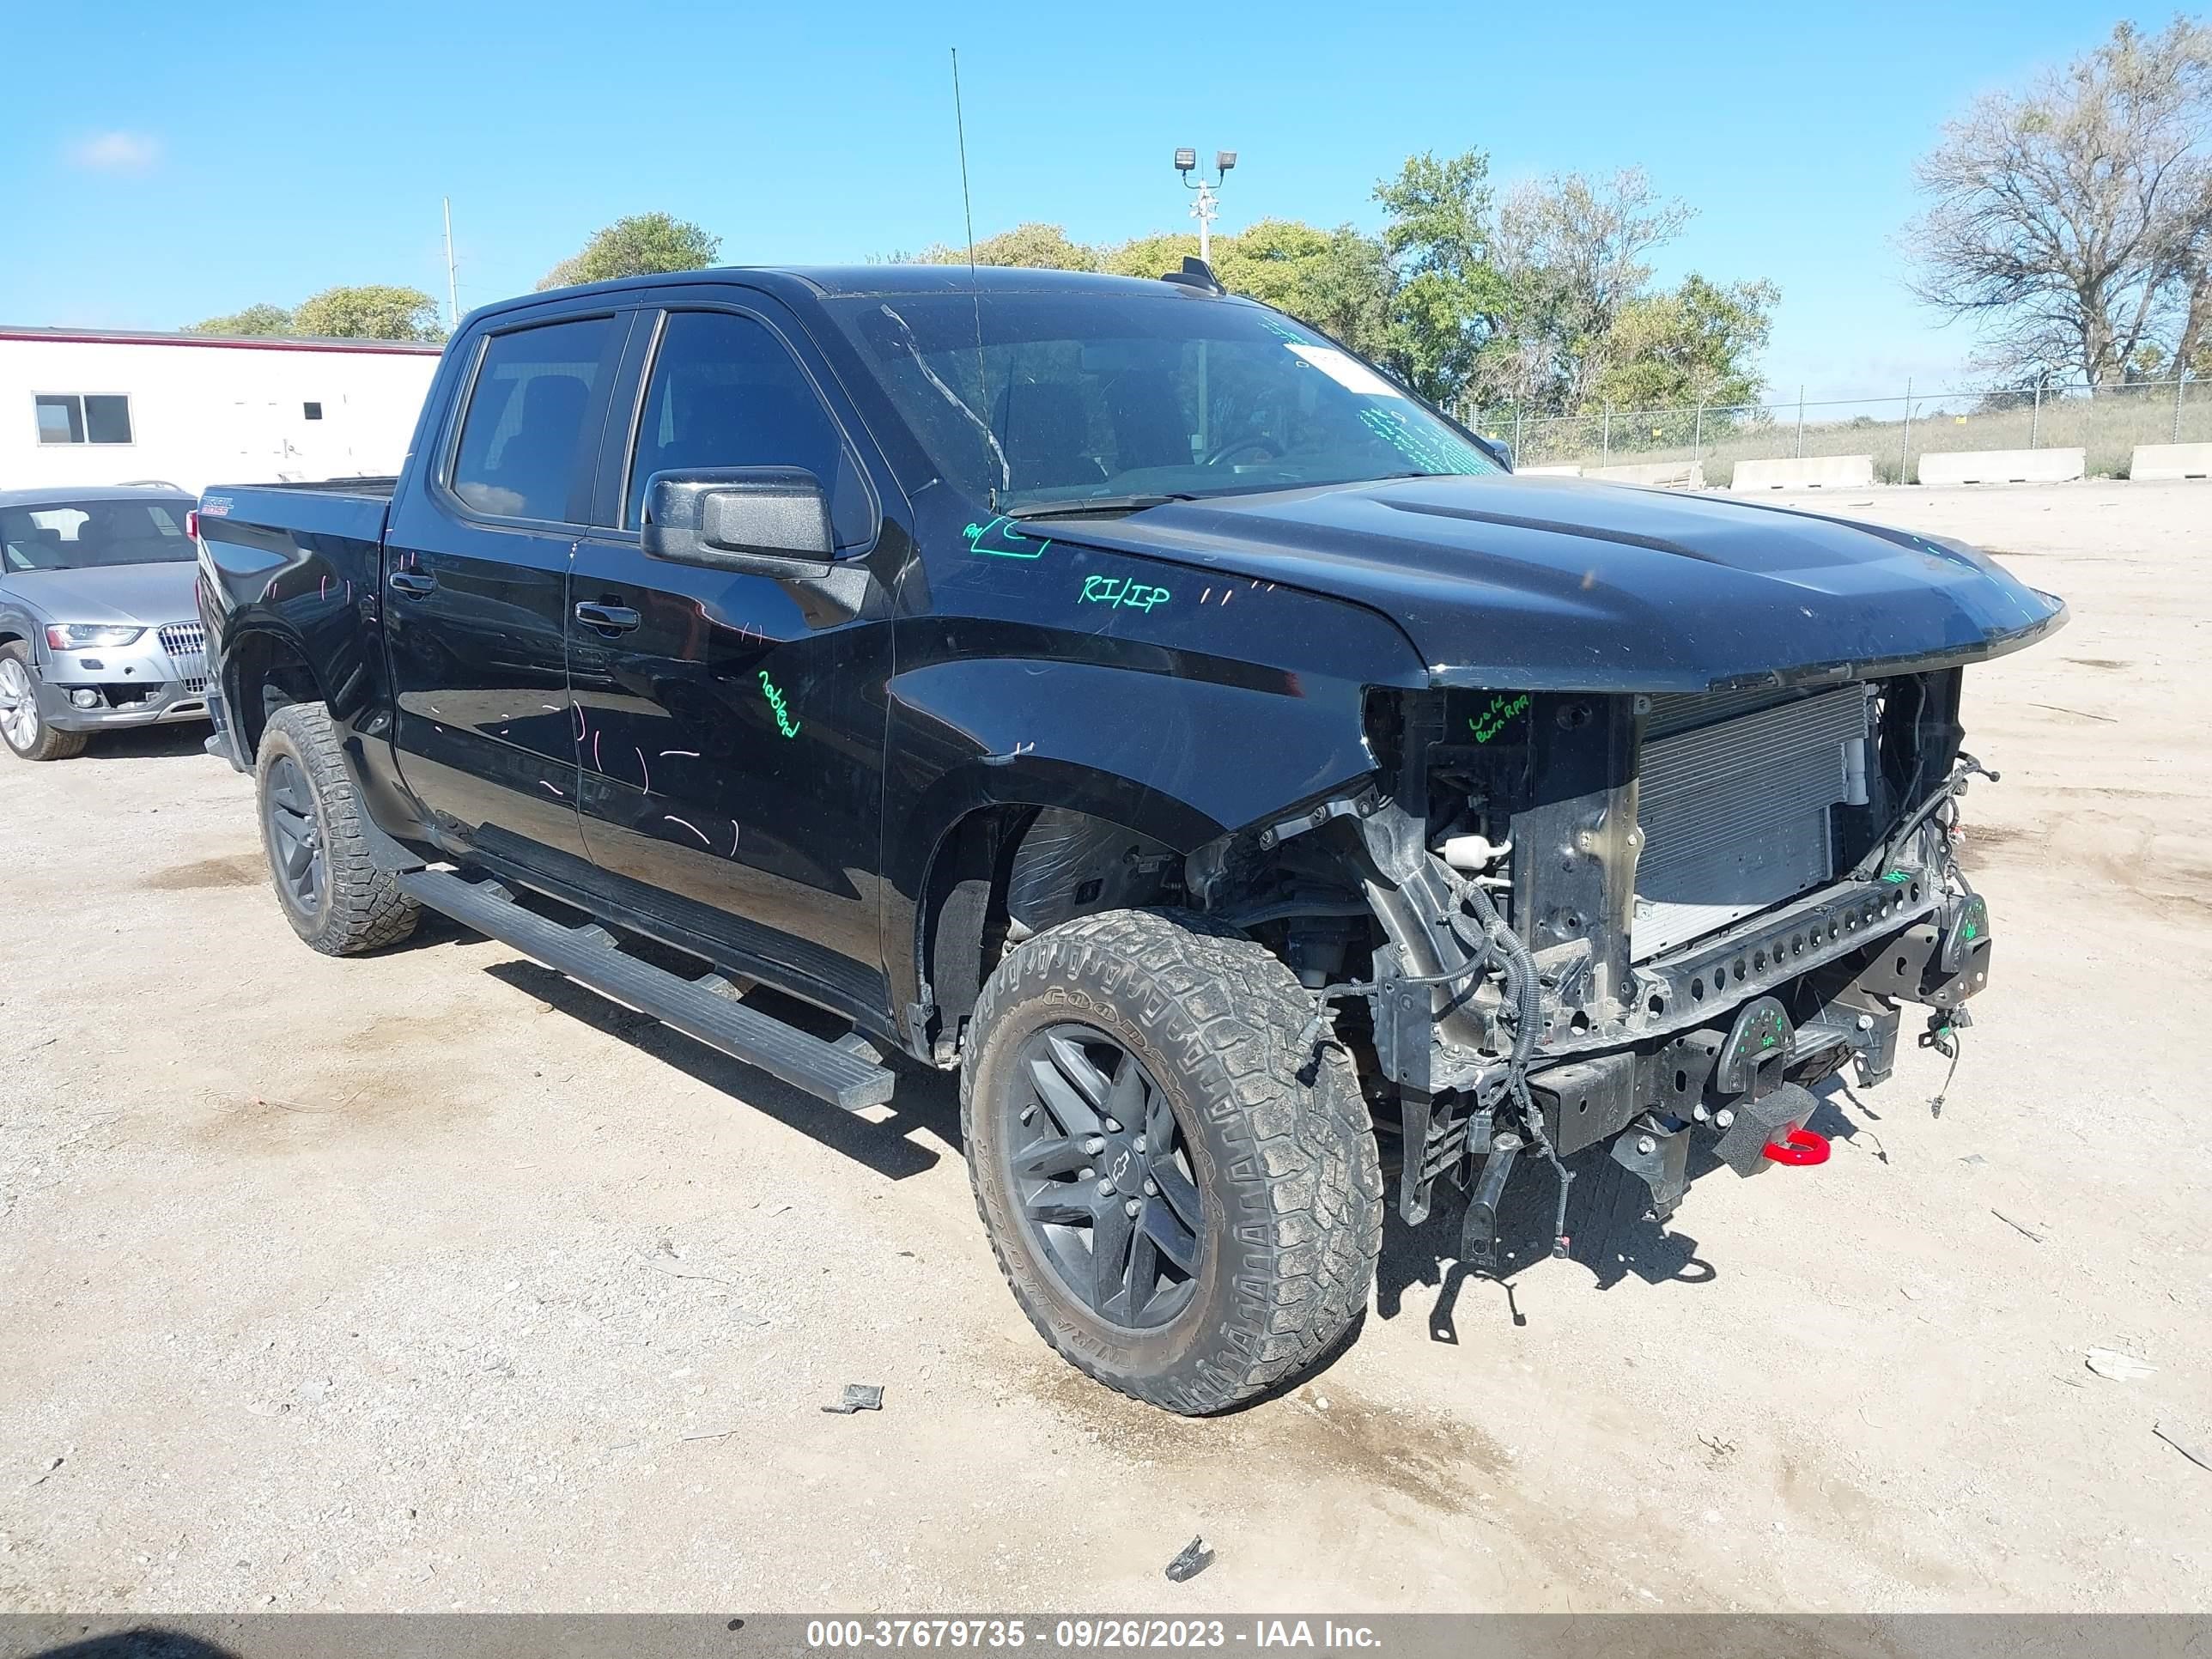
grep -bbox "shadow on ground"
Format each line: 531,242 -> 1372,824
481,958 -> 960,1181
1376,1134 -> 1723,1345
72,724 -> 216,763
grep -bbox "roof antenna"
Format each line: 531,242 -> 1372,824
950,46 -> 1002,508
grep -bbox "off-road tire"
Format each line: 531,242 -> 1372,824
255,701 -> 420,956
963,907 -> 1382,1414
0,641 -> 90,762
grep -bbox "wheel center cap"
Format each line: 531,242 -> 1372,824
1108,1144 -> 1142,1196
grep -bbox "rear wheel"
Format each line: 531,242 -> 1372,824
254,702 -> 419,955
0,643 -> 89,762
963,908 -> 1382,1414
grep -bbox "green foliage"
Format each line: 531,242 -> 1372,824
187,303 -> 294,337
918,222 -> 1099,270
538,212 -> 721,291
1101,230 -> 1201,278
918,218 -> 1398,362
289,285 -> 446,342
891,147 -> 1778,416
1372,150 -> 1507,404
1587,276 -> 1778,410
1213,220 -> 1395,362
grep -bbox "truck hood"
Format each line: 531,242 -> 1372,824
3,562 -> 198,628
1048,474 -> 2066,692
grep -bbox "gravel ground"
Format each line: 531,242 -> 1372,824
2,481 -> 2208,1613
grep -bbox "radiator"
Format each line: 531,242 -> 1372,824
1632,686 -> 1872,960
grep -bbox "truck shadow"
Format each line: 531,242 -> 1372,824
1376,1139 -> 1718,1342
1376,1081 -> 1882,1340
76,725 -> 213,763
480,958 -> 961,1182
16,1632 -> 240,1659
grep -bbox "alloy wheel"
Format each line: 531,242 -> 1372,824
264,754 -> 328,914
1000,1024 -> 1206,1329
0,658 -> 40,753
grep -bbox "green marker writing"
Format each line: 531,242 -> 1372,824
757,670 -> 800,739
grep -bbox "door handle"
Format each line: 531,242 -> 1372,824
574,601 -> 641,633
388,570 -> 437,596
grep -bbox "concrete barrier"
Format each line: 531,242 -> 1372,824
1591,460 -> 1705,490
1731,455 -> 1875,490
1917,447 -> 2085,485
2129,441 -> 2212,481
1518,464 -> 1583,477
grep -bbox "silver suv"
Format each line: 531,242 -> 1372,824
0,486 -> 210,761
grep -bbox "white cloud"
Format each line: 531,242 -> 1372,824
68,131 -> 161,172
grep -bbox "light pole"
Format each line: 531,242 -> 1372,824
1175,148 -> 1237,264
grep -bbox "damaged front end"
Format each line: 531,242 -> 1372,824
1194,668 -> 2006,1273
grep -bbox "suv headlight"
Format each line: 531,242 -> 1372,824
45,623 -> 145,649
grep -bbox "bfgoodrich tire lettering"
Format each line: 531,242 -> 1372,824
254,701 -> 420,956
963,908 -> 1382,1414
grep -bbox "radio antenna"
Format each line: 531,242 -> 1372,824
950,46 -> 1003,507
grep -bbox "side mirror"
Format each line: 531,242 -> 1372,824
1472,434 -> 1513,471
641,466 -> 835,574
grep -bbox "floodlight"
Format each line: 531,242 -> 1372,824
1173,148 -> 1197,173
1215,150 -> 1237,173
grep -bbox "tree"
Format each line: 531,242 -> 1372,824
1586,275 -> 1778,410
884,148 -> 1775,415
1101,230 -> 1202,279
1486,168 -> 1695,411
1372,149 -> 1506,404
188,303 -> 294,337
538,212 -> 722,291
1215,220 -> 1394,360
1908,18 -> 2212,386
291,285 -> 445,342
917,222 -> 1097,270
916,219 -> 1399,361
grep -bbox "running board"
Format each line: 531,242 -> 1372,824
396,869 -> 896,1112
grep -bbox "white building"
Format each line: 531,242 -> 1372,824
0,325 -> 443,495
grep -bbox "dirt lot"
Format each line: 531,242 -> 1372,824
3,481 -> 2209,1613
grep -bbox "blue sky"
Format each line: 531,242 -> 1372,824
1,0 -> 2130,401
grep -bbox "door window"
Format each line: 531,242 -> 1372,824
448,316 -> 615,523
623,309 -> 872,546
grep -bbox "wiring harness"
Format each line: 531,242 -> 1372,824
1294,862 -> 1575,1262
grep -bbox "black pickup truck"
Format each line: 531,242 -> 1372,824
195,263 -> 2064,1414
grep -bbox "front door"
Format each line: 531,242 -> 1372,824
383,310 -> 626,867
567,303 -> 897,1026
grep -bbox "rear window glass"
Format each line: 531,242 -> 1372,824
448,316 -> 615,521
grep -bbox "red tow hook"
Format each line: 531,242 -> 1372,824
1762,1126 -> 1831,1166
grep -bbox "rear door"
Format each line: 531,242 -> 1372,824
383,310 -> 627,868
566,300 -> 899,1024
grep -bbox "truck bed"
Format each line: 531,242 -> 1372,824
198,478 -> 395,552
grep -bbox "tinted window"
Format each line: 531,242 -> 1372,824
1,499 -> 196,573
823,292 -> 1498,512
449,316 -> 614,522
624,310 -> 872,546
84,395 -> 133,444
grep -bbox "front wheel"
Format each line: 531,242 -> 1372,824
0,643 -> 88,762
962,908 -> 1382,1414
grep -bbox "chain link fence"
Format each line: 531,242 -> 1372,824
1467,377 -> 2206,485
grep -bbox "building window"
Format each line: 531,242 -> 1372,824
302,402 -> 323,421
34,393 -> 133,446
